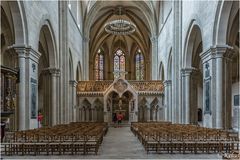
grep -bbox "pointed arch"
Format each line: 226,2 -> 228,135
69,49 -> 74,80
213,1 -> 239,45
159,62 -> 165,81
135,48 -> 145,80
94,48 -> 104,80
113,48 -> 126,79
38,19 -> 57,68
76,61 -> 82,81
167,49 -> 172,80
9,1 -> 27,44
183,20 -> 202,68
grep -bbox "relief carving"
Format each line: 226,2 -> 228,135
114,79 -> 128,93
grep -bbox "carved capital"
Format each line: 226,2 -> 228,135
181,67 -> 197,76
8,44 -> 41,63
150,36 -> 158,43
69,80 -> 78,87
200,45 -> 234,63
83,36 -> 90,42
48,68 -> 61,76
163,80 -> 172,86
41,67 -> 60,76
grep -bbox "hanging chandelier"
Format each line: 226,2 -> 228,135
104,7 -> 136,35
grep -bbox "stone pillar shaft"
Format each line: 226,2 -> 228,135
164,80 -> 172,122
151,36 -> 158,80
12,45 -> 41,130
49,68 -> 60,126
216,57 -> 223,128
200,45 -> 234,129
181,68 -> 194,124
69,80 -> 77,122
18,51 -> 26,130
147,108 -> 150,121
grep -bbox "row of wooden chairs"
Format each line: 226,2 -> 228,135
131,122 -> 239,154
222,150 -> 240,159
1,122 -> 108,156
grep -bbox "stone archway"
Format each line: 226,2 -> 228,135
182,23 -> 203,125
104,78 -> 138,124
38,22 -> 58,127
228,10 -> 239,131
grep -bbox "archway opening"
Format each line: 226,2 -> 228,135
93,99 -> 104,122
1,5 -> 19,130
38,24 -> 56,127
229,11 -> 239,131
185,24 -> 203,125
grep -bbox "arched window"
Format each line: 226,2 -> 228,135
135,49 -> 144,80
95,49 -> 104,80
114,49 -> 125,79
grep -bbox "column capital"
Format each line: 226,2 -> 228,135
41,67 -> 60,76
48,68 -> 61,76
8,44 -> 41,63
200,45 -> 234,62
69,80 -> 78,87
83,36 -> 90,42
163,80 -> 172,86
181,67 -> 197,76
150,36 -> 158,43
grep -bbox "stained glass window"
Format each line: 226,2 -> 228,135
136,49 -> 144,80
114,49 -> 125,79
95,49 -> 104,80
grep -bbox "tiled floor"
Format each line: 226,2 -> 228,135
2,127 -> 222,159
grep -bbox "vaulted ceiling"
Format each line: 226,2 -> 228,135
84,1 -> 159,63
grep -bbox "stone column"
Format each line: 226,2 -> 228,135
15,47 -> 26,130
59,1 -> 69,124
172,1 -> 182,124
81,107 -> 85,122
91,108 -> 95,122
156,107 -> 159,121
138,107 -> 142,122
152,107 -> 155,121
146,106 -> 151,122
12,45 -> 41,130
69,80 -> 77,122
83,37 -> 89,80
86,108 -> 90,122
164,80 -> 172,121
181,68 -> 194,124
151,36 -> 158,80
49,68 -> 60,126
200,45 -> 233,129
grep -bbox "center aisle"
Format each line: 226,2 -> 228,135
4,127 -> 221,159
96,127 -> 220,159
98,126 -> 148,158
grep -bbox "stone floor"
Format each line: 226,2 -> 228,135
2,127 -> 222,159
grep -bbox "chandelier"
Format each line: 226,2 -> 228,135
104,7 -> 136,35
